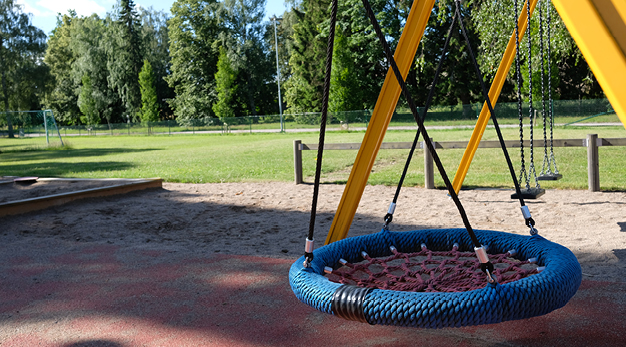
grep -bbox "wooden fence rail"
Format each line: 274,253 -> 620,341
293,134 -> 626,191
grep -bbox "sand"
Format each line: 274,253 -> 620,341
2,182 -> 625,282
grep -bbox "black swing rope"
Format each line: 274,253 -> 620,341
304,0 -> 338,267
455,0 -> 534,218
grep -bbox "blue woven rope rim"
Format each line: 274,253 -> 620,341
289,228 -> 581,328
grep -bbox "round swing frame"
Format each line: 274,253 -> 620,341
289,228 -> 581,328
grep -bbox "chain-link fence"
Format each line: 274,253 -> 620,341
394,98 -> 615,123
0,99 -> 617,137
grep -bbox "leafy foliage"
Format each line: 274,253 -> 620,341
468,0 -> 603,100
167,0 -> 221,125
108,0 -> 143,118
328,27 -> 361,113
139,59 -> 159,122
407,2 -> 482,113
285,0 -> 410,112
218,0 -> 275,116
71,14 -> 120,127
78,74 -> 98,125
0,0 -> 49,137
139,7 -> 175,118
45,11 -> 81,125
284,0 -> 331,113
8,0 -> 615,132
213,46 -> 238,118
43,2 -> 173,126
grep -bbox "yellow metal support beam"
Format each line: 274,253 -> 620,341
552,0 -> 626,130
325,0 -> 436,245
451,0 -> 538,194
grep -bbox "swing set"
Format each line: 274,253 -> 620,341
289,0 -> 626,328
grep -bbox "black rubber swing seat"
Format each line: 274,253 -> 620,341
511,187 -> 545,199
538,173 -> 562,181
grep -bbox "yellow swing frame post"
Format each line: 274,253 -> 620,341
325,0 -> 436,245
551,0 -> 626,129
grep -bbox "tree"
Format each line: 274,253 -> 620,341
468,0 -> 603,101
285,0 -> 407,113
108,0 -> 143,118
218,0 -> 274,116
284,0 -> 331,113
332,0 -> 409,110
139,7 -> 174,118
212,46 -> 237,118
45,11 -> 82,125
78,74 -> 98,125
0,0 -> 48,137
139,59 -> 159,122
167,0 -> 222,125
328,27 -> 361,112
410,2 -> 482,112
71,14 -> 121,127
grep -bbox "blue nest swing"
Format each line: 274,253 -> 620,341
289,228 -> 581,328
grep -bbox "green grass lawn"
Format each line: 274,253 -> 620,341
1,124 -> 625,190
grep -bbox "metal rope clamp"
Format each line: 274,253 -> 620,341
521,206 -> 539,235
382,202 -> 396,230
475,246 -> 497,284
303,238 -> 315,268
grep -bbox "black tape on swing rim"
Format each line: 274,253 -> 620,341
331,285 -> 374,324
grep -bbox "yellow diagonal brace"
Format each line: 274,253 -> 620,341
552,0 -> 626,130
451,0 -> 539,194
325,0 -> 436,245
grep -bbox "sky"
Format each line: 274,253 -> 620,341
18,0 -> 289,35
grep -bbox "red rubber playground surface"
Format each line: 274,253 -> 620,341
1,238 -> 625,347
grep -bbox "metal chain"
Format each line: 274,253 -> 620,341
515,0 -> 529,190
538,0 -> 550,177
526,0 -> 541,189
546,0 -> 559,175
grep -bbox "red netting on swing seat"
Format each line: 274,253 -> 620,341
326,244 -> 540,293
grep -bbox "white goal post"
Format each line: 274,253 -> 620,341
1,110 -> 64,146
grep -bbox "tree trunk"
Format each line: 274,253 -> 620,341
246,71 -> 256,116
0,36 -> 14,138
459,93 -> 472,118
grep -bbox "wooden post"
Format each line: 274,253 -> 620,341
294,140 -> 303,184
587,134 -> 600,191
423,138 -> 434,189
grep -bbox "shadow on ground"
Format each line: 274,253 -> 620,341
0,148 -> 160,177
